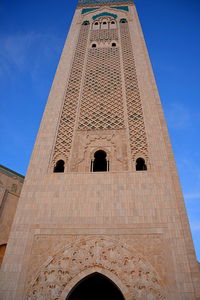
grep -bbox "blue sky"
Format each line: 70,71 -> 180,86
0,0 -> 200,261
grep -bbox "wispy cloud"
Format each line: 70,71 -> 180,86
190,221 -> 200,232
3,33 -> 35,67
165,103 -> 191,130
0,31 -> 62,79
158,63 -> 179,74
178,157 -> 200,183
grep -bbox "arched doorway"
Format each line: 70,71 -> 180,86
66,272 -> 125,300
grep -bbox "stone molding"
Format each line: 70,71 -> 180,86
26,236 -> 166,300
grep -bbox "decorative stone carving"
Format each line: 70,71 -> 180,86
26,236 -> 166,300
120,22 -> 149,162
78,26 -> 125,131
71,130 -> 128,171
52,23 -> 90,167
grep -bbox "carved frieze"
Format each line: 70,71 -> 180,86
26,236 -> 166,300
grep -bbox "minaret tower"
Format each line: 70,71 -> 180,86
1,0 -> 199,299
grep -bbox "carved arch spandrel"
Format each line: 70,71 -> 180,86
71,131 -> 128,172
26,236 -> 166,300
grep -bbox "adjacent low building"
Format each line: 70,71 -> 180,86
0,165 -> 24,266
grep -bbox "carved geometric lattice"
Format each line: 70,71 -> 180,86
52,24 -> 89,165
78,27 -> 125,130
120,22 -> 148,161
52,18 -> 148,167
90,28 -> 118,42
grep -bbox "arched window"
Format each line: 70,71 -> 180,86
91,150 -> 108,172
112,42 -> 117,47
93,21 -> 100,30
54,160 -> 65,173
82,20 -> 90,26
120,18 -> 127,23
101,20 -> 108,29
0,244 -> 7,266
66,272 -> 125,300
110,20 -> 117,29
136,158 -> 147,171
92,43 -> 97,48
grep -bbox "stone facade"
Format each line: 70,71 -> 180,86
0,1 -> 200,300
0,165 -> 24,266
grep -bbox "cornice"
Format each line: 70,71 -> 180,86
77,0 -> 134,8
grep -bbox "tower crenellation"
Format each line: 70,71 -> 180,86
77,0 -> 134,7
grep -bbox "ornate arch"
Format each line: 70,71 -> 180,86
61,268 -> 128,300
26,236 -> 166,300
90,146 -> 111,160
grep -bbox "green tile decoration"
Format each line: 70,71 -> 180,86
82,8 -> 99,14
92,12 -> 118,20
112,6 -> 129,12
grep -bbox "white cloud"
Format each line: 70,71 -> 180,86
4,33 -> 36,67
